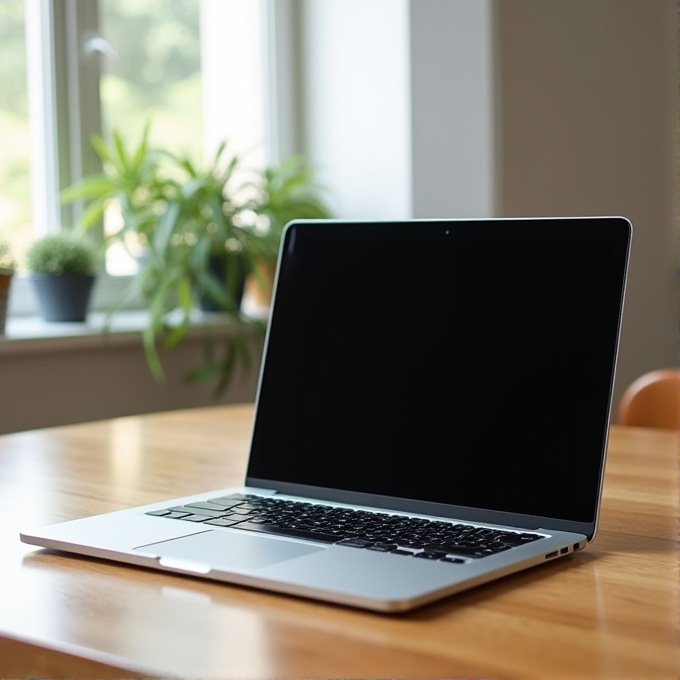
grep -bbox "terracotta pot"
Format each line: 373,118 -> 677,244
0,273 -> 11,334
245,259 -> 277,309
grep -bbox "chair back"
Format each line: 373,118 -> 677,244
616,368 -> 680,430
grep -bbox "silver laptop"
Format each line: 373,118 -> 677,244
21,217 -> 632,612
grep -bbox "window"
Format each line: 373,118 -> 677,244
98,0 -> 268,275
3,0 -> 273,314
0,0 -> 32,263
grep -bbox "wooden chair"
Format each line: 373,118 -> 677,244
616,368 -> 680,430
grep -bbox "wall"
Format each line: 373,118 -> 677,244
410,0 -> 496,218
496,0 -> 678,405
297,0 -> 678,409
299,0 -> 412,219
0,327 -> 261,435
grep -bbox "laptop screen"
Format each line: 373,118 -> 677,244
247,218 -> 631,525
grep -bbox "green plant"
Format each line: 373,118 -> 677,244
25,232 -> 97,276
0,240 -> 15,275
62,127 -> 264,392
119,141 -> 264,390
60,122 -> 170,255
246,156 -> 334,263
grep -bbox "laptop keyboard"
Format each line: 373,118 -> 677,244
146,493 -> 543,562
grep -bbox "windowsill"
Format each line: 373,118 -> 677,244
0,304 -> 267,356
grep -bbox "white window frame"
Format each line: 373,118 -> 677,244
12,0 -> 120,317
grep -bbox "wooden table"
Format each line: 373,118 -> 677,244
0,405 -> 677,679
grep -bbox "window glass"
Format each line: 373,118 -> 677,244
98,0 -> 266,275
99,0 -> 203,274
99,0 -> 203,156
0,0 -> 32,264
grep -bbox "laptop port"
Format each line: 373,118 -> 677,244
573,542 -> 583,551
560,547 -> 569,555
545,551 -> 558,559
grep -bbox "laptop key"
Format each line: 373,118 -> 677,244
366,543 -> 398,552
235,522 -> 339,544
414,551 -> 445,560
169,505 -> 227,518
212,493 -> 252,502
204,518 -> 245,527
145,509 -> 172,517
486,543 -> 513,553
397,539 -> 429,549
158,511 -> 191,519
207,496 -> 250,507
228,506 -> 259,515
337,538 -> 373,548
500,533 -> 543,546
185,501 -> 238,512
439,546 -> 492,558
179,514 -> 212,522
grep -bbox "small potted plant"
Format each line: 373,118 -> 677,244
0,240 -> 16,334
26,232 -> 98,322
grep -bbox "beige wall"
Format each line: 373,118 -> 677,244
0,330 -> 261,435
301,0 -> 678,410
496,0 -> 678,406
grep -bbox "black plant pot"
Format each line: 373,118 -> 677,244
199,254 -> 246,313
29,274 -> 95,322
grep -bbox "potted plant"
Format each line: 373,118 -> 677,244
123,141 -> 264,389
25,232 -> 98,322
62,126 -> 264,391
244,156 -> 334,308
0,240 -> 15,334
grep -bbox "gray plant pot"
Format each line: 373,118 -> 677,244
29,274 -> 95,322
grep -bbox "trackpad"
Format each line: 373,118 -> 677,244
136,529 -> 325,571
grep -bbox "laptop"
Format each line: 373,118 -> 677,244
21,216 -> 632,612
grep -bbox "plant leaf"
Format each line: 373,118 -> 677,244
142,324 -> 165,380
113,129 -> 129,173
185,362 -> 222,383
60,175 -> 117,202
77,199 -> 108,231
130,120 -> 152,173
153,201 -> 181,254
91,134 -> 115,166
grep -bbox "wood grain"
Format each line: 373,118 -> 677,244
0,406 -> 677,679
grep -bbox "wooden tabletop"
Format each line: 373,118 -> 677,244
0,404 -> 677,679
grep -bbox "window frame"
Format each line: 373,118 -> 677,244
10,0 -> 289,318
12,0 -> 117,316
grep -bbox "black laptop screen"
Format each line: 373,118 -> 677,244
247,218 -> 631,524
